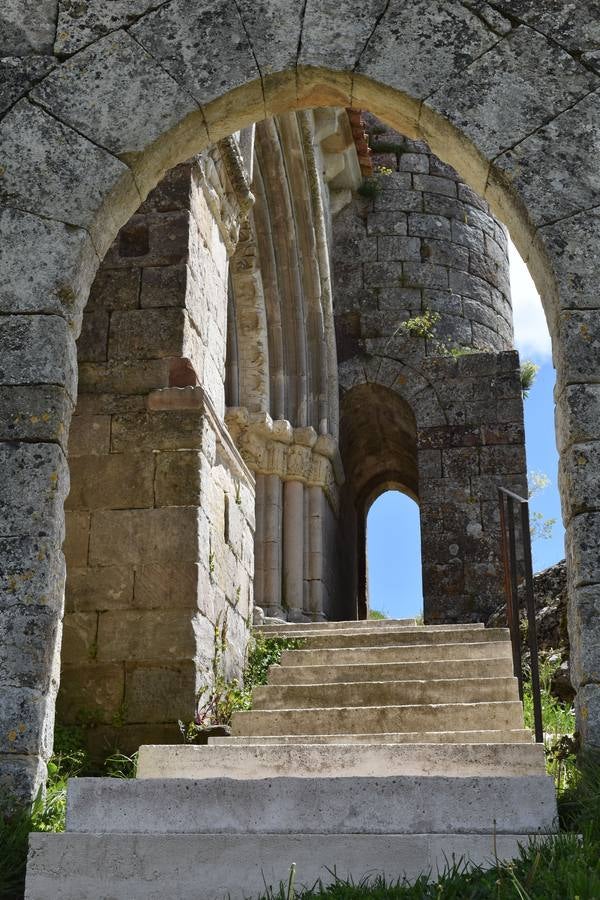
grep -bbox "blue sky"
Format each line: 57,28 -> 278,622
367,239 -> 563,618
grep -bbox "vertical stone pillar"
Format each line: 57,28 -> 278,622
263,474 -> 283,617
253,474 -> 266,613
306,485 -> 326,619
283,480 -> 305,621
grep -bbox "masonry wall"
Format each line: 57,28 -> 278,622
59,161 -> 254,754
332,122 -> 527,624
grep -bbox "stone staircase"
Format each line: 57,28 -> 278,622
26,619 -> 557,899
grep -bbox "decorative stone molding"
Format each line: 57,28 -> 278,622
225,407 -> 344,511
197,135 -> 254,256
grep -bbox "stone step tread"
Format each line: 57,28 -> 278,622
25,832 -> 552,900
266,627 -> 510,649
251,676 -> 520,710
209,729 -> 534,745
231,700 -> 525,736
65,775 -> 557,836
136,741 -> 547,779
268,657 -> 515,684
280,640 -> 514,666
255,618 -> 419,631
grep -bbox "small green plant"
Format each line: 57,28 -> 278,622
399,309 -> 441,341
180,626 -> 305,738
368,608 -> 387,620
520,360 -> 540,398
103,751 -> 138,779
357,176 -> 381,199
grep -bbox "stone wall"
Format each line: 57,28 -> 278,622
58,158 -> 255,755
333,119 -> 527,623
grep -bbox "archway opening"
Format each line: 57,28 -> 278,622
367,491 -> 423,620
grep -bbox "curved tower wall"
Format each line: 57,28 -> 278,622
333,114 -> 527,623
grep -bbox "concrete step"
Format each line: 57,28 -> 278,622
268,655 -> 515,684
231,700 -> 525,736
137,741 -> 547,779
280,639 -> 513,666
252,676 -> 519,710
255,617 -> 418,632
64,775 -> 557,835
266,626 -> 509,650
25,832 -> 550,900
209,728 -> 534,745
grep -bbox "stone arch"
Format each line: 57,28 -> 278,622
3,3 -> 600,796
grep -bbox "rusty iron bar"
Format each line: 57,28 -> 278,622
498,491 -> 523,699
498,487 -> 543,743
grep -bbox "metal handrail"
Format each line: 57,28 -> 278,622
498,487 -> 543,743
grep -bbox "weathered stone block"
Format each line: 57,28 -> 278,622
61,612 -> 98,667
568,585 -> 600,689
89,508 -> 202,566
357,0 -> 499,99
557,310 -> 600,383
493,90 -> 600,228
0,685 -> 55,756
366,211 -> 408,236
428,26 -> 597,160
64,511 -> 90,568
413,174 -> 457,198
109,309 -> 187,360
77,310 -> 109,363
87,268 -> 140,311
57,663 -> 124,725
133,564 -> 202,611
0,99 -> 137,256
373,189 -> 422,212
0,0 -> 57,54
68,416 -> 111,457
78,359 -> 171,395
66,453 -> 155,511
31,31 -> 198,158
0,443 -> 69,541
0,753 -> 46,803
111,410 -> 207,453
480,445 -> 526,475
402,262 -> 449,290
576,683 -> 600,749
0,205 -> 98,324
556,383 -> 600,452
66,566 -> 134,613
0,385 -> 72,450
96,609 -> 196,662
540,208 -> 600,311
130,0 -> 260,105
408,213 -> 451,241
377,236 -> 421,262
0,315 -> 76,396
0,535 -> 65,610
124,662 -> 196,723
140,264 -> 187,308
560,443 -> 600,519
154,451 -> 202,507
0,604 -> 61,691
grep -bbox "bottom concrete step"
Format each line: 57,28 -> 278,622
26,832 -> 548,900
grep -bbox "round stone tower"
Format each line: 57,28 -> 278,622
332,112 -> 527,624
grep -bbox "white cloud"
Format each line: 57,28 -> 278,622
507,239 -> 552,362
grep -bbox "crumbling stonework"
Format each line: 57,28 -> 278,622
58,157 -> 255,754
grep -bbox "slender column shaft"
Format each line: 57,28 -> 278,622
283,480 -> 305,621
263,474 -> 283,616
